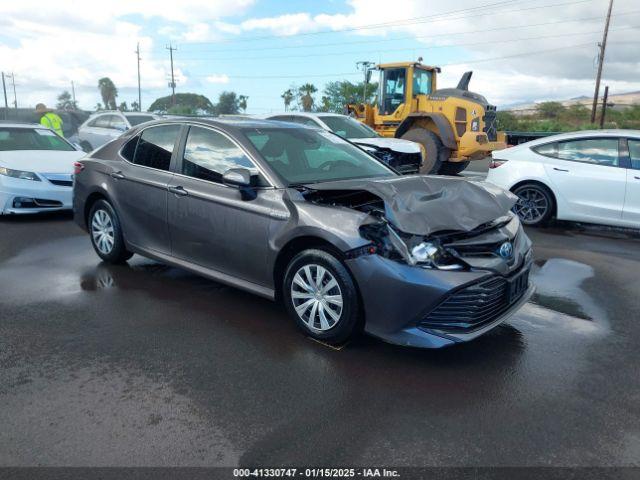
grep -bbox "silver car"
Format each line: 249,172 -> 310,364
73,119 -> 533,348
77,111 -> 159,151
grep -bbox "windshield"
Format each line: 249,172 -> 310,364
243,126 -> 395,186
0,127 -> 75,152
126,115 -> 155,126
320,116 -> 378,139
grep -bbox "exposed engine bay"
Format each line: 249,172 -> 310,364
300,175 -> 524,273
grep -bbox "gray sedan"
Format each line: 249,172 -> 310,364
73,119 -> 533,348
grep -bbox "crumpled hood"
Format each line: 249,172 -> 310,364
304,175 -> 518,236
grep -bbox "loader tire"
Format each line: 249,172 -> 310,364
438,161 -> 470,176
401,128 -> 449,174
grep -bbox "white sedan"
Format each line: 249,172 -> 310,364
0,123 -> 85,215
263,112 -> 425,174
487,130 -> 640,228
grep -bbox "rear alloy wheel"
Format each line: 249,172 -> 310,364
89,199 -> 133,263
283,249 -> 361,344
512,183 -> 554,226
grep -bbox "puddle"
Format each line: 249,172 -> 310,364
529,258 -> 608,329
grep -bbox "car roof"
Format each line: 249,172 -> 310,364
264,112 -> 349,119
523,129 -> 640,146
129,117 -> 309,135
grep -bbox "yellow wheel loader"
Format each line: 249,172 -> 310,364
347,61 -> 506,175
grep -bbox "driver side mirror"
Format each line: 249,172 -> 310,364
223,168 -> 257,201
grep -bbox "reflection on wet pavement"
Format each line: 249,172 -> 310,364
2,217 -> 640,467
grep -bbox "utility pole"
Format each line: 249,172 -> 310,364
599,85 -> 609,129
71,81 -> 76,108
166,44 -> 177,106
1,72 -> 8,119
356,61 -> 375,103
590,0 -> 614,123
135,42 -> 142,111
7,73 -> 17,109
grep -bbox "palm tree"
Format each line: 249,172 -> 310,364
281,89 -> 294,111
98,77 -> 118,110
298,83 -> 317,112
238,95 -> 248,113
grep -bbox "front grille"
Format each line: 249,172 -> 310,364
43,174 -> 73,188
483,107 -> 497,141
420,267 -> 530,333
372,150 -> 421,173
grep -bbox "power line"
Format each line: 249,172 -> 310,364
171,25 -> 635,63
188,41 -> 602,80
174,7 -> 640,58
176,0 -> 593,48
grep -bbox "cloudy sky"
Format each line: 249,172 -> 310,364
0,0 -> 638,113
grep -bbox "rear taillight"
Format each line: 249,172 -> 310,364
74,162 -> 85,175
489,158 -> 508,169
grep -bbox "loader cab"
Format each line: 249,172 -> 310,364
377,63 -> 436,115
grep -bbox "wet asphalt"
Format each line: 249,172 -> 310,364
1,212 -> 640,468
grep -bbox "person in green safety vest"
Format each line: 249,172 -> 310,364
35,103 -> 64,137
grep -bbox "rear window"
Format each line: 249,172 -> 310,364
0,127 -> 75,151
126,115 -> 155,126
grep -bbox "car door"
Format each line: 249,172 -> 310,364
112,124 -> 182,254
623,138 -> 640,224
539,137 -> 627,224
167,125 -> 277,287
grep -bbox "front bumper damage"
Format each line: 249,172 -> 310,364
301,175 -> 532,348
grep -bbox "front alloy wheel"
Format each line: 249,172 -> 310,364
291,264 -> 343,331
283,249 -> 361,344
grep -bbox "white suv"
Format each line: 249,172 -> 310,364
77,111 -> 159,151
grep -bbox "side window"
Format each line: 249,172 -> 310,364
556,138 -> 619,167
412,70 -> 432,97
269,116 -> 291,122
121,136 -> 138,161
532,142 -> 557,157
109,115 -> 127,131
182,126 -> 257,184
628,139 -> 640,170
132,125 -> 180,171
91,115 -> 111,128
289,116 -> 319,127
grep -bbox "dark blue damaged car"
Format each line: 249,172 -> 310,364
73,118 -> 533,348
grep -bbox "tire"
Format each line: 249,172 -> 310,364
283,249 -> 361,344
79,141 -> 93,153
438,160 -> 470,176
401,128 -> 450,174
88,199 -> 133,263
512,183 -> 555,227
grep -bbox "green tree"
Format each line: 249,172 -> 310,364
148,93 -> 215,114
281,89 -> 294,111
536,101 -> 565,119
214,91 -> 240,115
118,101 -> 129,112
238,95 -> 248,113
298,83 -> 317,112
98,77 -> 118,110
322,80 -> 378,113
130,100 -> 140,112
56,90 -> 78,110
95,103 -> 103,111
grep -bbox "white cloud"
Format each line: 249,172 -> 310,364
206,74 -> 230,84
0,0 -> 253,108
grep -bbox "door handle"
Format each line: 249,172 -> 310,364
553,167 -> 569,172
110,171 -> 125,179
168,185 -> 188,196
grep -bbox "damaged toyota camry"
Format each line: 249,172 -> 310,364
73,119 -> 533,348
